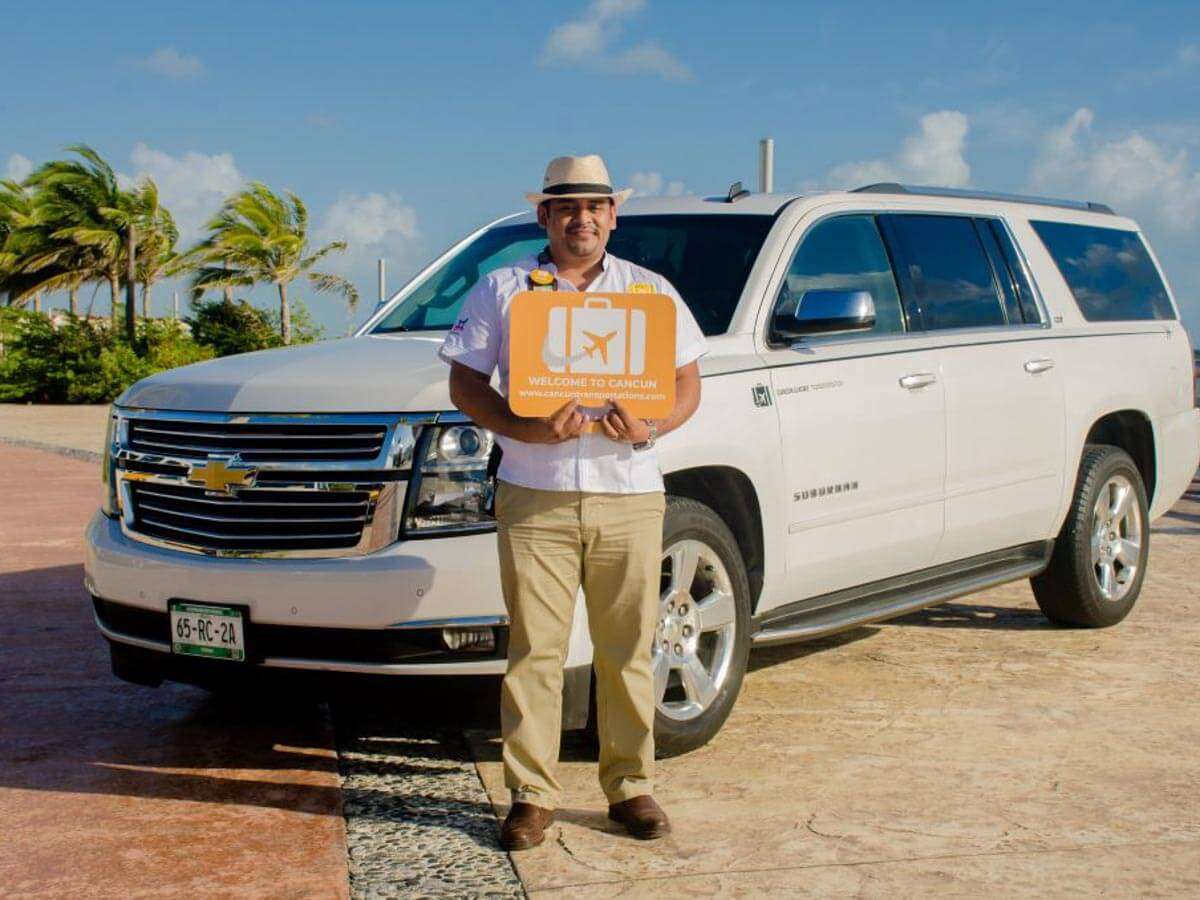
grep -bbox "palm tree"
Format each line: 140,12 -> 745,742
134,188 -> 192,318
0,180 -> 39,308
2,179 -> 109,316
190,182 -> 358,344
27,145 -> 148,341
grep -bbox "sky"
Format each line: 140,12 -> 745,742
5,0 -> 1200,342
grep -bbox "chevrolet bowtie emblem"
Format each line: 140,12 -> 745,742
188,455 -> 257,494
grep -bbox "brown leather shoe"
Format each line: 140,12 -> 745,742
500,801 -> 555,851
608,795 -> 671,839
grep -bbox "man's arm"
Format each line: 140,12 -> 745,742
448,362 -> 587,444
600,361 -> 701,444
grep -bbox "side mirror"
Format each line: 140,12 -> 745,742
772,288 -> 876,340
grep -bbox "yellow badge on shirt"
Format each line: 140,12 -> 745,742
528,268 -> 555,286
628,282 -> 656,294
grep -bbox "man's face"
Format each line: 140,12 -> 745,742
537,197 -> 617,261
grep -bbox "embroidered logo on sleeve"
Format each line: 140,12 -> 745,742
451,316 -> 469,333
628,282 -> 656,294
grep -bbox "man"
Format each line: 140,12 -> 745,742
438,154 -> 706,849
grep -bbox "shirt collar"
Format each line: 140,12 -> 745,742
536,246 -> 612,274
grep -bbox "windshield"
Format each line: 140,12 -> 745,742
371,214 -> 774,336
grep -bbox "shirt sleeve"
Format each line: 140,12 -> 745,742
436,276 -> 501,376
660,278 -> 708,368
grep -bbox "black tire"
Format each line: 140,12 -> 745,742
1032,444 -> 1150,627
651,496 -> 752,757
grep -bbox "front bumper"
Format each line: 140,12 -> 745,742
86,510 -> 511,675
85,511 -> 598,675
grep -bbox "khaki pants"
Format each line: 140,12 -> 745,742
495,480 -> 665,810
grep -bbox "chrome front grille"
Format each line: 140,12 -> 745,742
127,418 -> 387,462
128,481 -> 373,552
111,409 -> 437,558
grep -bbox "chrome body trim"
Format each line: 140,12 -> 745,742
388,615 -> 510,630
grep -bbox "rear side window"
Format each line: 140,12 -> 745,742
880,214 -> 1007,331
775,214 -> 906,338
1030,221 -> 1175,322
987,220 -> 1042,324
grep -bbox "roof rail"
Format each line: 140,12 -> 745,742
851,183 -> 1115,215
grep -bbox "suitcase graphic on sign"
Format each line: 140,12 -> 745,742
541,297 -> 646,375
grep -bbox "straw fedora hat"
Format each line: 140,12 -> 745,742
525,154 -> 634,205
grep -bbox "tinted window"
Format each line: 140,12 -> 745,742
883,214 -> 1007,331
976,221 -> 1025,324
774,215 -> 905,338
1030,221 -> 1174,322
988,220 -> 1042,324
373,215 -> 773,336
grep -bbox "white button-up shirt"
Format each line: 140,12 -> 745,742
437,251 -> 707,494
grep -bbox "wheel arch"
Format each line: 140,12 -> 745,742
1084,410 -> 1157,506
664,465 -> 765,613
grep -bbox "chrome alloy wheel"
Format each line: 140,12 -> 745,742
1090,474 -> 1143,603
653,538 -> 738,722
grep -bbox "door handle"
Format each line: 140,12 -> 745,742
1024,358 -> 1055,374
899,373 -> 937,390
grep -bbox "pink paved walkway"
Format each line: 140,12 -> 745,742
0,445 -> 349,897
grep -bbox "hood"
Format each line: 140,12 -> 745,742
117,334 -> 457,413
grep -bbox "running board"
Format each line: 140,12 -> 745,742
751,541 -> 1052,647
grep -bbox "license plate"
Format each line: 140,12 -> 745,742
169,602 -> 246,661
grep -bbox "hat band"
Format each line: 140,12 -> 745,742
542,182 -> 613,195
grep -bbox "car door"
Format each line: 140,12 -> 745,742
879,213 -> 1065,564
759,213 -> 947,603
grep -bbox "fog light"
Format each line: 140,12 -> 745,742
442,626 -> 496,652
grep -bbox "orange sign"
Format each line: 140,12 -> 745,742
508,291 -> 677,420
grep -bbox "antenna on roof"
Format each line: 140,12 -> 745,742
725,181 -> 751,203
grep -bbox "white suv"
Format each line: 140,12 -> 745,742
87,183 -> 1200,755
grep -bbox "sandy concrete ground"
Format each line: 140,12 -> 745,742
0,403 -> 109,458
470,475 -> 1200,896
3,413 -> 1198,896
0,445 -> 349,898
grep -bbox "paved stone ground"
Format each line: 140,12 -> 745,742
0,402 -> 109,458
470,472 -> 1200,896
3,423 -> 1199,896
334,705 -> 522,899
0,444 -> 350,897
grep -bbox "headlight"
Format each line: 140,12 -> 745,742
100,406 -> 118,517
403,424 -> 496,534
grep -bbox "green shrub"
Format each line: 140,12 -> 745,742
1,295 -> 331,404
264,299 -> 328,345
187,297 -> 327,355
0,311 -> 213,403
187,298 -> 283,356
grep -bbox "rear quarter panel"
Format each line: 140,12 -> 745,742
1011,212 -> 1197,527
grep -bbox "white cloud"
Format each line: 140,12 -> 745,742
1179,43 -> 1198,66
306,112 -> 337,128
319,192 -> 419,252
5,153 -> 33,183
630,171 -> 686,197
611,41 -> 690,80
1028,108 -> 1200,233
125,143 -> 244,240
141,47 -> 203,79
826,110 -> 971,189
540,0 -> 690,81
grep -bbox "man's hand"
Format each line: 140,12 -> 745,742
518,398 -> 587,444
601,400 -> 652,444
